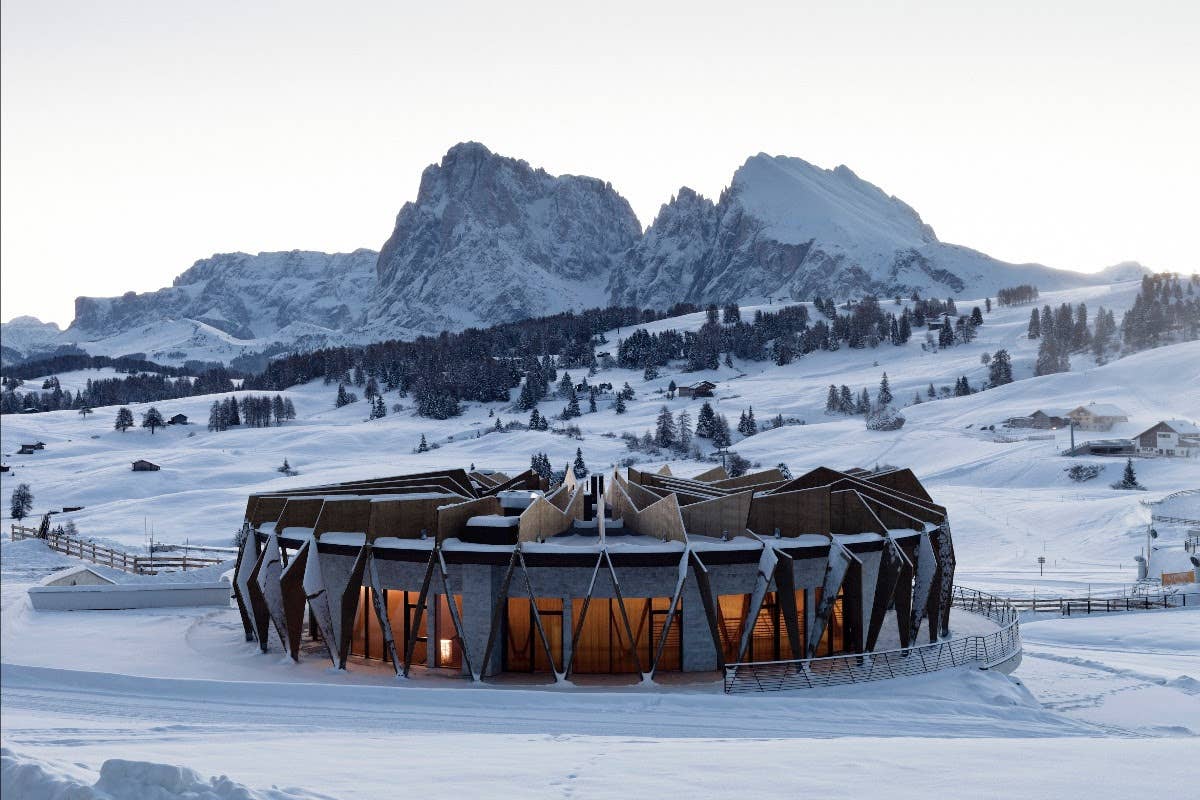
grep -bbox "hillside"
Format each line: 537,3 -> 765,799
3,280 -> 1196,596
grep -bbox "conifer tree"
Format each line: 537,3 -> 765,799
573,448 -> 588,479
855,388 -> 871,415
839,385 -> 854,414
562,386 -> 581,419
208,401 -> 224,432
614,393 -> 627,414
711,414 -> 732,448
988,349 -> 1014,386
825,385 -> 839,414
417,434 -> 429,453
10,483 -> 33,520
878,373 -> 893,407
655,406 -> 677,448
1028,307 -> 1041,339
1115,458 -> 1141,489
529,408 -> 542,429
588,390 -> 597,413
676,409 -> 692,450
695,402 -> 716,437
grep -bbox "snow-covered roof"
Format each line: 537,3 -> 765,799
318,532 -> 367,546
39,565 -> 117,587
1162,419 -> 1200,435
1071,403 -> 1128,417
465,515 -> 519,528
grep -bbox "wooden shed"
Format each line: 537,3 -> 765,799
678,380 -> 717,399
132,459 -> 161,472
168,413 -> 189,425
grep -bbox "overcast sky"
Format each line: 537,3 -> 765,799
2,0 -> 1197,326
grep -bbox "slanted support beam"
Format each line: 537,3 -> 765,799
737,543 -> 779,662
771,549 -> 803,663
807,542 -> 855,658
688,551 -> 725,670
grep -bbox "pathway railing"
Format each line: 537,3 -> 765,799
724,586 -> 1020,693
10,524 -> 224,575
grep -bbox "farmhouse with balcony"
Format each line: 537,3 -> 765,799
1133,420 -> 1200,458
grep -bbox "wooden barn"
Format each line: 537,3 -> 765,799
678,380 -> 717,399
168,413 -> 189,425
132,459 -> 161,472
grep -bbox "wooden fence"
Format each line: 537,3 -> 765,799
1005,590 -> 1199,615
10,524 -> 225,575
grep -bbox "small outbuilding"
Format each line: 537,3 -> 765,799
18,444 -> 37,455
678,380 -> 717,399
41,565 -> 117,587
132,459 -> 161,472
168,413 -> 189,425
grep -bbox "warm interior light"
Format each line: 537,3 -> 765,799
439,638 -> 453,662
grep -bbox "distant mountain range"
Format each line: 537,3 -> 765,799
1,142 -> 1149,366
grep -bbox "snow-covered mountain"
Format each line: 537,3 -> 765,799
2,144 -> 1152,365
0,316 -> 66,366
367,142 -> 642,332
612,154 -> 1123,307
70,249 -> 379,341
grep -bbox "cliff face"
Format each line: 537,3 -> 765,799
367,142 -> 643,333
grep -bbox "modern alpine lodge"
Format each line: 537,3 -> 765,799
233,463 -> 956,680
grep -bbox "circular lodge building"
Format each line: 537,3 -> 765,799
233,464 -> 956,680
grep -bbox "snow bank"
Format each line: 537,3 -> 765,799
0,746 -> 314,800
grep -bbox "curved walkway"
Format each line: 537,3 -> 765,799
724,586 -> 1021,692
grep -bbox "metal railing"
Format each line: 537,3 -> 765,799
723,586 -> 1020,693
10,524 -> 225,575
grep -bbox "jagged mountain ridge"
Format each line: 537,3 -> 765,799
3,143 -> 1145,365
367,142 -> 642,333
70,249 -> 379,340
613,154 -> 1100,307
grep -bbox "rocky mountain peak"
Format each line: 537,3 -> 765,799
368,143 -> 643,332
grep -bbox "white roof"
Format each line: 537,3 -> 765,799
39,565 -> 117,586
1072,403 -> 1127,417
1162,419 -> 1200,435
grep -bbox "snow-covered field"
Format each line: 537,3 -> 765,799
2,280 -> 1197,797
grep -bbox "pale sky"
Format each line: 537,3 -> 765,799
2,0 -> 1197,327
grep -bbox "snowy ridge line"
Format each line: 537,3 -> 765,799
724,586 -> 1021,693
